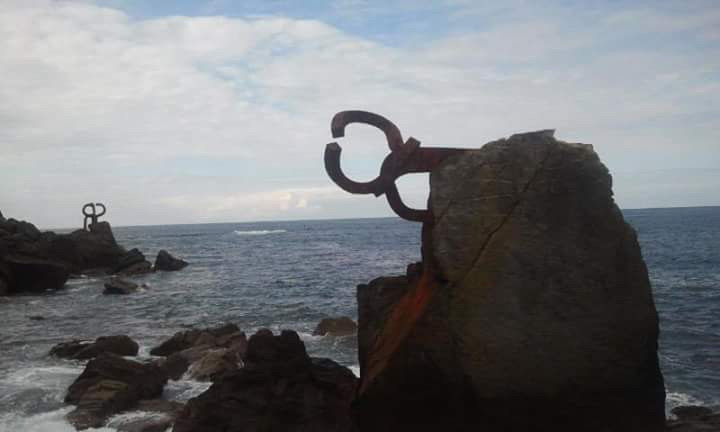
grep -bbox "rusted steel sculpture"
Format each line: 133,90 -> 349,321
324,110 -> 470,394
82,202 -> 106,230
324,110 -> 466,224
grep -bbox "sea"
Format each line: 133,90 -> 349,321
0,206 -> 718,431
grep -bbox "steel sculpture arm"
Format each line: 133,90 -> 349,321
324,110 -> 466,223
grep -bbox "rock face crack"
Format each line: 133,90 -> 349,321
458,147 -> 553,285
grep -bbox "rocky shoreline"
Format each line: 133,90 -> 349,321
3,131 -> 719,431
0,213 -> 188,296
47,322 -> 719,432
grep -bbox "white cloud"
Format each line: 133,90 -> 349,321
0,0 -> 718,227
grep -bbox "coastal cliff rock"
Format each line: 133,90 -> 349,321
0,217 -> 125,294
65,353 -> 168,430
172,330 -> 357,432
355,132 -> 665,431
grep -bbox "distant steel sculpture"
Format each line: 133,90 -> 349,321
82,202 -> 106,230
324,110 -> 467,224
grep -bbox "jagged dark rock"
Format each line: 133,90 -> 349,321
671,406 -> 714,420
150,323 -> 240,357
0,217 -> 128,294
354,132 -> 665,432
2,256 -> 69,294
667,407 -> 720,431
152,324 -> 246,381
313,316 -> 357,336
172,330 -> 357,432
103,277 -> 139,295
154,250 -> 188,271
51,335 -> 139,360
113,249 -> 153,275
65,353 -> 168,430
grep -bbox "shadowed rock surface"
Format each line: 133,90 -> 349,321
150,323 -> 240,357
113,248 -> 153,275
354,131 -> 665,431
65,353 -> 168,430
0,218 -> 125,294
51,335 -> 139,360
154,250 -> 188,271
172,330 -> 357,432
151,323 -> 246,380
667,406 -> 720,431
313,316 -> 357,336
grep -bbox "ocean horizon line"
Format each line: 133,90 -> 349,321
39,204 -> 720,231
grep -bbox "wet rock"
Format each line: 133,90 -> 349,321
104,277 -> 139,295
172,330 -> 357,432
2,256 -> 69,294
150,323 -> 240,357
313,316 -> 357,336
114,249 -> 153,276
0,276 -> 8,296
355,132 -> 666,431
186,348 -> 241,381
116,417 -> 172,432
0,216 -> 127,294
667,409 -> 720,431
135,399 -> 185,417
157,330 -> 247,381
154,250 -> 188,271
51,335 -> 139,360
62,221 -> 126,272
671,406 -> 714,420
65,353 -> 168,430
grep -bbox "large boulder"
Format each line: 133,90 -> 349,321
1,256 -> 69,294
313,316 -> 357,336
172,330 -> 357,432
62,221 -> 126,272
354,132 -> 665,431
113,248 -> 153,275
51,335 -> 139,360
150,323 -> 240,357
153,325 -> 247,381
65,353 -> 168,430
154,250 -> 188,271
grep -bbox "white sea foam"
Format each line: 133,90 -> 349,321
0,407 -> 115,432
233,229 -> 286,236
2,365 -> 83,388
349,365 -> 360,378
666,391 -> 704,408
164,378 -> 212,402
297,331 -> 324,342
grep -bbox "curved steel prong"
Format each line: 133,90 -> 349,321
384,181 -> 431,223
324,142 -> 385,196
95,203 -> 106,218
331,110 -> 404,151
82,203 -> 95,217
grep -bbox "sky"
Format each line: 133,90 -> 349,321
1,0 -> 718,228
